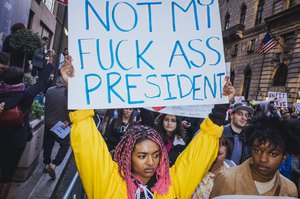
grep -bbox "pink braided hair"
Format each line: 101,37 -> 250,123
114,125 -> 171,199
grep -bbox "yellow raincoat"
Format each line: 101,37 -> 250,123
70,110 -> 223,199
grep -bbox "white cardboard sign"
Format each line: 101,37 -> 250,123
294,103 -> 300,113
267,91 -> 288,108
68,0 -> 227,109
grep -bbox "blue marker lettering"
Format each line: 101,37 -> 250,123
197,0 -> 214,28
136,40 -> 155,70
125,74 -> 144,104
136,2 -> 162,32
96,39 -> 114,70
204,74 -> 216,99
193,74 -> 204,100
145,74 -> 161,98
107,72 -> 125,103
177,74 -> 193,98
85,0 -> 110,31
169,40 -> 191,69
84,73 -> 102,105
206,37 -> 221,66
78,38 -> 94,70
116,40 -> 133,70
171,0 -> 199,32
188,39 -> 206,68
161,74 -> 177,100
112,2 -> 137,32
217,72 -> 225,97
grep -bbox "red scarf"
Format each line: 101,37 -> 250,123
0,83 -> 25,94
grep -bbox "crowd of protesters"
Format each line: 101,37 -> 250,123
0,23 -> 70,199
60,58 -> 300,199
0,23 -> 300,199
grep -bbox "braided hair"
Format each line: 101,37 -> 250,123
114,125 -> 171,199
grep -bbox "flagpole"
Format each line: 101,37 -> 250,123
256,53 -> 266,100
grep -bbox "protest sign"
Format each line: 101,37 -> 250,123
234,96 -> 245,103
294,103 -> 300,113
146,104 -> 213,118
267,91 -> 288,108
50,121 -> 70,139
68,0 -> 227,109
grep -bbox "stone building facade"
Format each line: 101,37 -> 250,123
219,0 -> 300,106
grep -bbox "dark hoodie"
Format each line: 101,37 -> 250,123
0,63 -> 53,149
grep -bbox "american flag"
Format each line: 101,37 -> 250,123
255,32 -> 276,54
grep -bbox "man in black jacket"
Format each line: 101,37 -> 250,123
223,102 -> 254,165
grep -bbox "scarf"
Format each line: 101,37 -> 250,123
133,175 -> 156,199
0,83 -> 25,94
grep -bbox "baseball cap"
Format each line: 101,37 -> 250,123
232,102 -> 254,115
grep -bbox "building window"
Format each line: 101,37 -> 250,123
289,0 -> 297,7
285,0 -> 297,8
273,64 -> 287,86
230,71 -> 235,86
255,0 -> 265,25
242,66 -> 252,100
224,12 -> 230,30
43,0 -> 55,13
283,33 -> 296,52
231,44 -> 238,57
240,3 -> 247,25
27,10 -> 35,30
247,39 -> 256,53
40,21 -> 53,48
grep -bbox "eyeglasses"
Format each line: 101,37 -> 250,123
235,111 -> 250,118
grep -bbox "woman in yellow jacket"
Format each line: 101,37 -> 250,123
62,58 -> 235,199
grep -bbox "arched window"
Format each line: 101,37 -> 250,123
255,0 -> 265,25
224,12 -> 230,30
242,67 -> 252,100
273,64 -> 287,86
240,3 -> 247,25
230,71 -> 235,86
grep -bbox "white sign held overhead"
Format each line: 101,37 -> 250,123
267,91 -> 288,108
294,103 -> 300,113
68,0 -> 227,109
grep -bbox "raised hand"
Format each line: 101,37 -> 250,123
60,55 -> 74,85
222,76 -> 235,103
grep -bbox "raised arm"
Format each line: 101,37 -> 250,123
70,110 -> 125,198
62,59 -> 126,198
169,77 -> 234,198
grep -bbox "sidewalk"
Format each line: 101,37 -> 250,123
7,143 -> 72,199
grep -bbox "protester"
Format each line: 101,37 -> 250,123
2,23 -> 26,68
104,108 -> 135,152
155,113 -> 187,166
259,100 -> 282,119
0,63 -> 53,198
101,109 -> 117,135
210,117 -> 300,198
291,155 -> 300,197
31,36 -> 49,77
42,77 -> 70,180
223,102 -> 254,165
191,136 -> 232,199
60,57 -> 235,199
